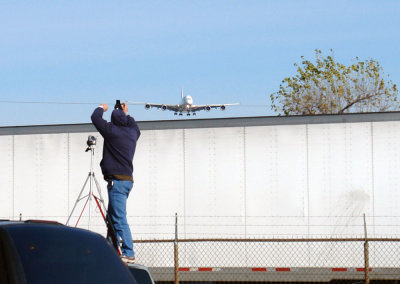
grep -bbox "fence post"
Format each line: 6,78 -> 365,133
363,214 -> 370,284
174,213 -> 179,284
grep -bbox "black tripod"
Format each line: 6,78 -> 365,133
66,138 -> 121,255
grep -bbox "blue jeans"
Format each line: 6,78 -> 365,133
107,179 -> 134,257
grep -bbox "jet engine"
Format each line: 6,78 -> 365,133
145,104 -> 151,110
161,105 -> 167,111
221,105 -> 226,111
205,106 -> 211,111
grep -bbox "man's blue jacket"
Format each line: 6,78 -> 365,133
91,107 -> 141,180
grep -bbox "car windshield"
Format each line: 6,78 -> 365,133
6,224 -> 134,284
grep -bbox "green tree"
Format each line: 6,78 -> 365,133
270,49 -> 399,115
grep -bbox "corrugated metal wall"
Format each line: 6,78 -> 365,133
1,118 -> 400,239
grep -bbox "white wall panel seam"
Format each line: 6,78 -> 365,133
305,124 -> 310,236
67,133 -> 70,219
39,136 -> 43,217
12,135 -> 15,219
306,124 -> 311,266
210,129 -> 216,217
243,127 -> 247,238
182,128 -> 186,238
370,122 -> 375,235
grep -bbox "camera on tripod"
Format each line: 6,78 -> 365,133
85,136 -> 97,152
87,135 -> 97,146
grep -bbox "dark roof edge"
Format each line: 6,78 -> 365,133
1,112 -> 400,136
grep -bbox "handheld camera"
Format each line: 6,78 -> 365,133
114,100 -> 122,110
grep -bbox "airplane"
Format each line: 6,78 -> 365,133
141,89 -> 239,116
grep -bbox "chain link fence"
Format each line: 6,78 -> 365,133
132,238 -> 400,283
12,214 -> 400,282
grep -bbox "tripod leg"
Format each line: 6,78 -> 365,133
75,194 -> 91,227
66,174 -> 91,225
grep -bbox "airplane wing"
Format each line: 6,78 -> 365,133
144,103 -> 181,112
191,103 -> 240,112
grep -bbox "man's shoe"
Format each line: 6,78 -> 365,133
121,256 -> 135,264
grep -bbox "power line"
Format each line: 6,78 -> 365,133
239,104 -> 270,108
0,100 -> 270,108
0,100 -> 145,105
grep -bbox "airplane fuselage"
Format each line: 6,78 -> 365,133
179,95 -> 193,112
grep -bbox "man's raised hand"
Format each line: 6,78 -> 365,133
100,104 -> 109,112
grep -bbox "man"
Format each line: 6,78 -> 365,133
91,102 -> 140,264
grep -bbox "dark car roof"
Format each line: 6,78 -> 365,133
0,219 -> 62,224
0,220 -> 135,284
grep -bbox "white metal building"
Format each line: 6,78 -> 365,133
1,113 -> 400,239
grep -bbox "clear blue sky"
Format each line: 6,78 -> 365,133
0,0 -> 399,126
